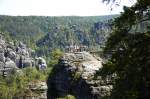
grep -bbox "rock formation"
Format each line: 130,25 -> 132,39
47,51 -> 114,99
35,57 -> 47,70
0,33 -> 47,76
0,33 -> 48,98
14,81 -> 48,99
0,34 -> 34,68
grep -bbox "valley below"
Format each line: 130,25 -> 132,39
0,15 -> 115,99
0,3 -> 150,98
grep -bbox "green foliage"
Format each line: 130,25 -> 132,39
48,49 -> 64,66
72,72 -> 81,81
0,67 -> 52,98
23,67 -> 51,81
0,72 -> 26,99
51,49 -> 64,60
108,32 -> 150,98
56,94 -> 76,99
0,15 -> 117,57
102,0 -> 150,98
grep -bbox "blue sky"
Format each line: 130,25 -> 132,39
0,0 -> 136,16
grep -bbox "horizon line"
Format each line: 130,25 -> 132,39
0,13 -> 120,17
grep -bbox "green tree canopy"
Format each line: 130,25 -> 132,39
101,0 -> 150,98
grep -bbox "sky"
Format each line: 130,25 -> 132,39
0,0 -> 136,16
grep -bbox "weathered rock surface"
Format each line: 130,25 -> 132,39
35,57 -> 47,70
0,33 -> 40,76
47,52 -> 114,99
14,81 -> 48,99
0,33 -> 47,77
0,34 -> 48,98
28,81 -> 47,99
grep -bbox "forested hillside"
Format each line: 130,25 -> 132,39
0,0 -> 150,98
0,15 -> 118,56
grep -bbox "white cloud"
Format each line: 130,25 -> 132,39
0,0 -> 136,16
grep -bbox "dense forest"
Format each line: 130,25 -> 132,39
0,15 -> 118,57
0,0 -> 150,98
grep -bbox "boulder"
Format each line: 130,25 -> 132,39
0,39 -> 6,48
7,42 -> 15,50
7,50 -> 16,61
36,57 -> 47,70
22,58 -> 34,68
0,61 -> 5,75
0,53 -> 5,62
0,46 -> 5,53
19,41 -> 26,49
5,58 -> 17,68
17,47 -> 29,57
0,61 -> 4,69
15,56 -> 34,68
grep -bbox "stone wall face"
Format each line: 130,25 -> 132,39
47,52 -> 114,99
0,33 -> 36,76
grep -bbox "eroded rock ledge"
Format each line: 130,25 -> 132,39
0,33 -> 47,77
47,52 -> 114,99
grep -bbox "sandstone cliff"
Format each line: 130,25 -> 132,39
0,33 -> 47,76
0,33 -> 35,75
47,52 -> 114,99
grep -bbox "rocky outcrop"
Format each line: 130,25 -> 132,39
27,81 -> 47,99
0,33 -> 48,76
14,81 -> 48,99
0,33 -> 36,76
35,57 -> 47,70
47,52 -> 114,99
